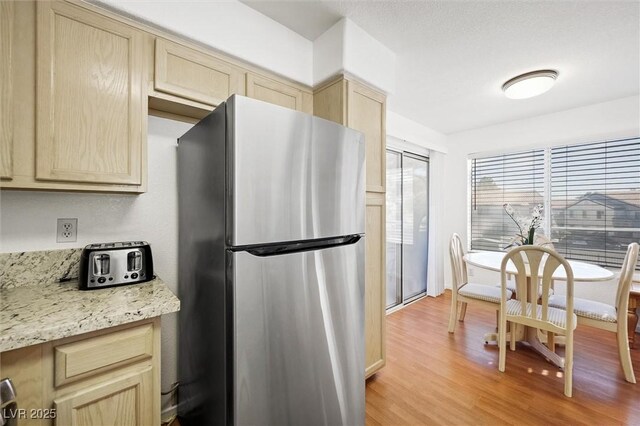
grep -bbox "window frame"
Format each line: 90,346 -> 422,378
467,136 -> 640,270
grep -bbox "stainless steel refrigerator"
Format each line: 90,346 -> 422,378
177,95 -> 365,426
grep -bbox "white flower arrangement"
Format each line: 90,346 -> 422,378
503,203 -> 544,248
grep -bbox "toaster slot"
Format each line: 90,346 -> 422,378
93,254 -> 110,276
127,250 -> 143,272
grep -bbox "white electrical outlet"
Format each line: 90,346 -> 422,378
468,268 -> 474,277
57,218 -> 78,243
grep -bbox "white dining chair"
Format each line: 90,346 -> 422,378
502,234 -> 556,297
548,242 -> 639,384
498,245 -> 576,397
448,233 -> 513,334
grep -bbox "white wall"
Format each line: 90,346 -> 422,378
387,110 -> 447,153
313,18 -> 396,94
341,19 -> 396,94
0,116 -> 192,412
313,19 -> 345,87
99,0 -> 314,86
442,95 -> 640,306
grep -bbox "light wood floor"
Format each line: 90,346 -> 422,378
365,291 -> 640,425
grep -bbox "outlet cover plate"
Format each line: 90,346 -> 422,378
57,218 -> 78,243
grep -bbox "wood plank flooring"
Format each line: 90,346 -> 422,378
366,291 -> 640,425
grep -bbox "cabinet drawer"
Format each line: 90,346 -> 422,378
54,323 -> 153,387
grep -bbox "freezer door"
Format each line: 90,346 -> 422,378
228,96 -> 365,247
232,239 -> 365,426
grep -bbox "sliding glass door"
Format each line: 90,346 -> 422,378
386,151 -> 403,308
386,150 -> 429,309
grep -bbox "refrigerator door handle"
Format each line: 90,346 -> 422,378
235,234 -> 362,257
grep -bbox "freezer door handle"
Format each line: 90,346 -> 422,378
236,234 -> 362,257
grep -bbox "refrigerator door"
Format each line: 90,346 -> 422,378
227,96 -> 365,247
232,239 -> 365,426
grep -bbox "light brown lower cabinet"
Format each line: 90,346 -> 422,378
365,193 -> 386,377
54,368 -> 154,426
0,318 -> 160,426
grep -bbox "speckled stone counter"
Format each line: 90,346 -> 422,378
0,249 -> 180,352
0,278 -> 180,352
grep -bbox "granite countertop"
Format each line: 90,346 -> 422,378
0,277 -> 180,352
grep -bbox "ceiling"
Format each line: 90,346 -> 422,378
241,0 -> 640,135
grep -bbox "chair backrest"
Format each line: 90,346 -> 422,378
615,243 -> 640,316
501,245 -> 574,331
450,234 -> 468,290
534,234 -> 555,250
504,234 -> 554,251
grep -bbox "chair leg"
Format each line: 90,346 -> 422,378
510,324 -> 516,351
498,310 -> 507,372
564,330 -> 574,397
448,296 -> 458,334
458,302 -> 468,322
617,324 -> 637,383
547,331 -> 555,353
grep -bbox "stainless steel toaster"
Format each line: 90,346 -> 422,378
78,241 -> 154,290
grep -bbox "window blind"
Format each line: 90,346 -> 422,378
551,137 -> 640,268
470,150 -> 545,252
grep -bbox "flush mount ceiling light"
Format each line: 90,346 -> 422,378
502,70 -> 558,99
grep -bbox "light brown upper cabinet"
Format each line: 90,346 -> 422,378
314,77 -> 386,193
0,1 -> 13,180
154,38 -> 245,107
35,1 -> 146,187
246,73 -> 313,114
2,0 -> 316,193
347,82 -> 386,193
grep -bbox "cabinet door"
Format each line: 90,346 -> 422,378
246,73 -> 311,113
0,1 -> 13,179
365,193 -> 386,377
348,81 -> 386,193
0,345 -> 45,426
55,368 -> 153,426
155,38 -> 245,106
36,1 -> 146,185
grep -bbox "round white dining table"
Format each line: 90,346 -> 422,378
462,250 -> 615,368
464,251 -> 615,282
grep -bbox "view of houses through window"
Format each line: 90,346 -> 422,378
470,137 -> 640,269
